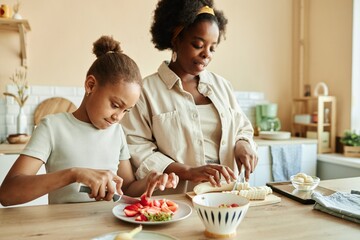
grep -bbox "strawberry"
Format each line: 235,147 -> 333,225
147,206 -> 161,215
135,214 -> 148,222
231,203 -> 240,208
140,194 -> 151,206
124,204 -> 139,211
166,200 -> 178,211
123,209 -> 139,217
160,202 -> 173,213
152,199 -> 161,208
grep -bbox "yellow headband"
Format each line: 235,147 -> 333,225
172,6 -> 215,43
197,6 -> 215,16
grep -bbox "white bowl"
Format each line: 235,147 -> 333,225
290,175 -> 320,191
192,192 -> 250,238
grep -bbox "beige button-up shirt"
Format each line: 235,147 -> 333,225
121,62 -> 256,193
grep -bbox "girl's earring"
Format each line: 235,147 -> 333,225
86,92 -> 90,97
171,51 -> 177,62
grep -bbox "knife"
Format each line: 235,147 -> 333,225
231,165 -> 246,191
78,185 -> 140,204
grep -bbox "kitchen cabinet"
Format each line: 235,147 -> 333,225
251,138 -> 317,186
291,96 -> 336,153
0,18 -> 31,66
0,154 -> 47,207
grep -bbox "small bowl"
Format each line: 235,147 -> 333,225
192,192 -> 250,239
290,175 -> 320,191
7,134 -> 30,144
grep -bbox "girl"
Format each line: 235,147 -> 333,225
0,36 -> 178,206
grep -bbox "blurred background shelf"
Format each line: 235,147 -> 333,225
291,96 -> 336,153
0,18 -> 31,66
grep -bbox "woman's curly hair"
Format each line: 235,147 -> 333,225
150,0 -> 228,51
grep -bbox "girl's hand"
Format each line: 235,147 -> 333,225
188,164 -> 237,187
73,168 -> 123,201
234,140 -> 258,181
145,171 -> 179,197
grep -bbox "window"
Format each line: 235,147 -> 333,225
352,0 -> 360,131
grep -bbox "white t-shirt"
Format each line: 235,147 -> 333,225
22,112 -> 130,204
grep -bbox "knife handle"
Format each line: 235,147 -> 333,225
78,185 -> 120,202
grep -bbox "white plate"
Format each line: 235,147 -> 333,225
92,230 -> 178,240
259,131 -> 291,140
112,200 -> 192,225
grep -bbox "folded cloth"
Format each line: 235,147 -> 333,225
270,144 -> 302,181
312,191 -> 360,224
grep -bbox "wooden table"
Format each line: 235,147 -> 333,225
0,178 -> 359,240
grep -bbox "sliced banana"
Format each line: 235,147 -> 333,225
194,181 -> 272,200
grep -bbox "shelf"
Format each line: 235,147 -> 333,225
0,18 -> 31,67
293,123 -> 331,127
291,96 -> 336,154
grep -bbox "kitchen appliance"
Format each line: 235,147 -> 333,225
255,103 -> 281,132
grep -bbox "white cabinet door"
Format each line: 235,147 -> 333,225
251,143 -> 317,186
0,154 -> 48,208
300,144 -> 317,176
251,146 -> 273,186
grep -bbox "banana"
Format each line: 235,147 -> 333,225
194,182 -> 272,200
193,181 -> 250,195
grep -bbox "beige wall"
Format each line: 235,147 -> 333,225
0,0 -> 353,135
307,0 -> 353,136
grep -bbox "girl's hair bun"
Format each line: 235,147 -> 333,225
92,35 -> 123,58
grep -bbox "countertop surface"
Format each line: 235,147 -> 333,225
254,136 -> 317,145
0,136 -> 317,155
0,143 -> 26,155
0,177 -> 359,240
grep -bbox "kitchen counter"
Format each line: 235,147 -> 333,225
254,136 -> 317,146
0,137 -> 316,155
0,143 -> 26,154
0,177 -> 359,240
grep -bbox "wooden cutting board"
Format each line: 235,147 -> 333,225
34,97 -> 77,125
186,191 -> 281,207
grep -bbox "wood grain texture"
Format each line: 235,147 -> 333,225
0,178 -> 359,240
34,97 -> 77,125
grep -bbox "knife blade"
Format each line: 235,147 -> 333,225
231,165 -> 245,191
78,185 -> 140,204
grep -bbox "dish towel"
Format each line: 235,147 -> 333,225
312,191 -> 360,224
270,144 -> 302,181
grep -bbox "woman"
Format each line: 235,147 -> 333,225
0,36 -> 178,206
121,0 -> 257,193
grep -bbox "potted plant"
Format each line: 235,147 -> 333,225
340,130 -> 360,157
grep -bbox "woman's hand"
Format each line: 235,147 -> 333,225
234,140 -> 258,181
145,171 -> 179,197
73,168 -> 123,202
188,164 -> 237,187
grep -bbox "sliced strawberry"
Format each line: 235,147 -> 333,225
135,214 -> 148,221
147,206 -> 161,215
168,205 -> 178,212
231,203 -> 240,208
152,199 -> 161,207
124,204 -> 139,211
165,200 -> 178,212
161,204 -> 173,214
140,194 -> 151,206
165,200 -> 176,206
124,209 -> 139,217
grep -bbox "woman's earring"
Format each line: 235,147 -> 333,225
86,92 -> 90,97
171,51 -> 177,62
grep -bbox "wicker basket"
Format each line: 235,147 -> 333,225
343,146 -> 360,158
